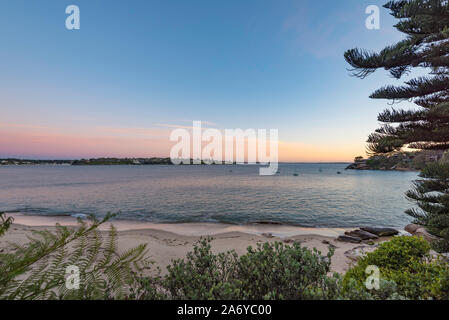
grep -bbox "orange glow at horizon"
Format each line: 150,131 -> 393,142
0,123 -> 366,162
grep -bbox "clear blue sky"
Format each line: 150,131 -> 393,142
0,0 -> 407,160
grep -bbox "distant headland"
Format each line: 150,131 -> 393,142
346,150 -> 448,171
0,157 -> 173,166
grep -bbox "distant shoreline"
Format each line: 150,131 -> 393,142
0,157 -> 173,166
0,158 -> 351,166
346,166 -> 419,172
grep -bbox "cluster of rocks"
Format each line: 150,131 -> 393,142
336,225 -> 448,263
337,227 -> 399,263
337,227 -> 399,244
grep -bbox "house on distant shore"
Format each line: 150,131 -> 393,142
348,150 -> 449,171
353,157 -> 368,169
424,150 -> 445,162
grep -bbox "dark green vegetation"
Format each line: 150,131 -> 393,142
0,159 -> 73,165
345,0 -> 449,251
406,163 -> 449,252
150,239 -> 339,300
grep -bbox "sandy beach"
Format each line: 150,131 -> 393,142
0,213 -> 392,274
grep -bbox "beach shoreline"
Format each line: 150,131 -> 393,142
0,213 -> 396,274
5,213 -> 353,238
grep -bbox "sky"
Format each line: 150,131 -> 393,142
0,0 -> 409,162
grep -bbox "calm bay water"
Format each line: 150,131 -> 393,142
0,163 -> 418,228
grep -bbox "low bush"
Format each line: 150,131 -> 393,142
134,238 -> 341,300
235,241 -> 339,300
343,236 -> 449,299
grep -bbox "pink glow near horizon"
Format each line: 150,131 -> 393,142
0,123 -> 365,162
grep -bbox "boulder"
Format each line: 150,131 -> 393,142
426,251 -> 449,262
345,229 -> 379,240
337,235 -> 361,243
344,245 -> 378,262
360,226 -> 399,237
439,253 -> 449,262
429,250 -> 439,260
405,224 -> 421,234
414,228 -> 439,242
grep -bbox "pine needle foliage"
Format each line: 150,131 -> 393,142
406,163 -> 449,251
345,0 -> 449,251
0,213 -> 13,237
0,213 -> 150,300
345,0 -> 449,154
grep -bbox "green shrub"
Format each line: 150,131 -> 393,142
343,236 -> 449,299
344,236 -> 430,287
342,277 -> 408,300
163,238 -> 241,300
235,241 -> 339,300
383,259 -> 449,300
135,238 -> 341,300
